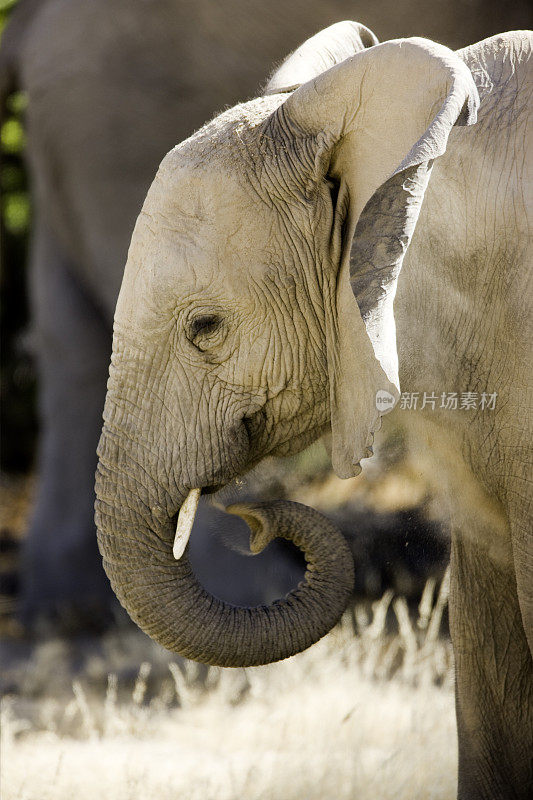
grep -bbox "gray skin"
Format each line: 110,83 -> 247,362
0,0 -> 380,626
95,24 -> 533,799
1,0 -> 530,632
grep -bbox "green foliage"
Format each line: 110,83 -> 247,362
0,0 -> 19,24
1,2 -> 36,472
2,191 -> 29,233
2,115 -> 25,150
1,92 -> 29,234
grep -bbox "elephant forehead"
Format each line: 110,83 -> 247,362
138,165 -> 280,275
147,158 -> 276,250
116,95 -> 297,329
116,184 -> 276,330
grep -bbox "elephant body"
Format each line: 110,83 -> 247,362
94,24 -> 532,799
1,0 -> 531,633
397,35 -> 533,796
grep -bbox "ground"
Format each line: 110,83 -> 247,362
0,433 -> 456,798
1,574 -> 456,800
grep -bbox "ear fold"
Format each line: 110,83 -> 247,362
263,20 -> 379,95
265,38 -> 478,478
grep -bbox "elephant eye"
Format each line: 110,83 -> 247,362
187,313 -> 224,351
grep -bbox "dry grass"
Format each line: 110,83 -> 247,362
1,572 -> 457,800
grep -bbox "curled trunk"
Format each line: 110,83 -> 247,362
95,447 -> 354,667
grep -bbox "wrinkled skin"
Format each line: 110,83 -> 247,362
2,0 -> 531,634
95,24 -> 532,798
0,0 -> 379,627
396,35 -> 533,796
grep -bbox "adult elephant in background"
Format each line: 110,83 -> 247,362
95,23 -> 533,800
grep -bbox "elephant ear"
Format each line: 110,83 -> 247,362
263,20 -> 378,95
263,38 -> 478,478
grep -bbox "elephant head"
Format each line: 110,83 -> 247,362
95,23 -> 478,666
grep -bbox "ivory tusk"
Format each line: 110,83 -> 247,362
173,488 -> 201,560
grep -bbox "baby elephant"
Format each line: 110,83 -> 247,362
95,22 -> 533,799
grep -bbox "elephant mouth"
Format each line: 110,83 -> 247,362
201,483 -> 225,496
171,478 -> 240,559
170,412 -> 328,560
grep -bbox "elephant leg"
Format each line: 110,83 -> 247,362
20,219 -> 117,632
450,525 -> 533,800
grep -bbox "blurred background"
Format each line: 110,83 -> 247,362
0,3 -> 531,798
